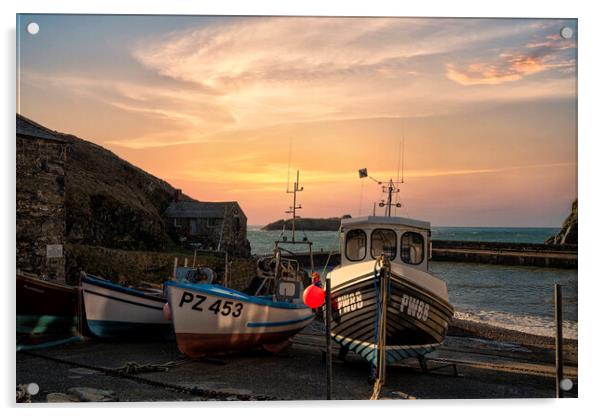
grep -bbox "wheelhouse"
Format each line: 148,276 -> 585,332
340,216 -> 431,272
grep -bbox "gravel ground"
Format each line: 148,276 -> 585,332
16,318 -> 578,402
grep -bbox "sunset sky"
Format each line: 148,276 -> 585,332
17,15 -> 577,226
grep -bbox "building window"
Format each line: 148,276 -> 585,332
371,229 -> 397,260
190,219 -> 199,235
207,218 -> 221,228
345,229 -> 367,261
401,232 -> 424,265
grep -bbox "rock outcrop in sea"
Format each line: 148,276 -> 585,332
262,215 -> 351,231
546,199 -> 578,245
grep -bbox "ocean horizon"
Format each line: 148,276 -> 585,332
247,225 -> 561,255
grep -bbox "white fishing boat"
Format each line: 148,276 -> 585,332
166,279 -> 314,357
81,273 -> 173,339
328,170 -> 454,369
166,171 -> 316,357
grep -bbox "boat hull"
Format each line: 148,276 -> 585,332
166,282 -> 314,357
17,273 -> 82,349
329,264 -> 454,365
81,275 -> 173,339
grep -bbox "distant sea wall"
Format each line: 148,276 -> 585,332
431,240 -> 577,269
292,240 -> 577,269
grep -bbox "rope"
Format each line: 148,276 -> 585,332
370,256 -> 390,400
16,384 -> 31,403
371,265 -> 380,381
358,180 -> 365,216
111,360 -> 186,375
320,224 -> 342,279
370,379 -> 383,401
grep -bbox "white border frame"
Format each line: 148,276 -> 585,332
3,1 -> 600,414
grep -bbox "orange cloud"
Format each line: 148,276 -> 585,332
447,30 -> 576,86
447,52 -> 573,86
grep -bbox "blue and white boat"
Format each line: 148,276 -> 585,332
81,273 -> 173,339
166,170 -> 316,357
166,279 -> 314,357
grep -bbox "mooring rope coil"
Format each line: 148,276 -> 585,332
111,360 -> 187,375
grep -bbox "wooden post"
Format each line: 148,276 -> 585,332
192,250 -> 197,268
172,257 -> 178,279
184,258 -> 188,267
555,284 -> 564,398
326,277 -> 332,400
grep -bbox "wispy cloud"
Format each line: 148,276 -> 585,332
22,18 -> 577,149
446,30 -> 576,86
119,18 -> 575,148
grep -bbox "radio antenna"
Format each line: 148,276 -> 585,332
401,124 -> 405,184
396,140 -> 402,183
358,168 -> 401,217
395,138 -> 402,216
286,138 -> 292,193
285,170 -> 303,242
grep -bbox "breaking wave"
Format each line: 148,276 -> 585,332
454,309 -> 577,340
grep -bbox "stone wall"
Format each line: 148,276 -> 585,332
221,204 -> 250,257
65,244 -> 256,292
16,135 -> 67,281
60,131 -> 177,251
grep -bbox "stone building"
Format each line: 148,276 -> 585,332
164,191 -> 250,257
16,114 -> 68,281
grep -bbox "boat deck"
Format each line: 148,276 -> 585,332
16,322 -> 577,401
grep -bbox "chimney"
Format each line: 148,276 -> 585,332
174,189 -> 182,202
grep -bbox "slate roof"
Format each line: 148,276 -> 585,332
164,200 -> 242,219
17,114 -> 67,143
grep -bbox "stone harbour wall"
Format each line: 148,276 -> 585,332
16,136 -> 67,281
65,244 -> 257,291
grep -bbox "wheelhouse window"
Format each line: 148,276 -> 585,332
345,229 -> 367,261
401,232 -> 425,265
371,229 -> 397,260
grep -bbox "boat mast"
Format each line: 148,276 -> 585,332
359,169 -> 402,217
285,170 -> 303,242
380,179 -> 401,217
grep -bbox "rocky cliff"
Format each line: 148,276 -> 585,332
54,131 -> 185,251
262,215 -> 351,231
546,199 -> 578,245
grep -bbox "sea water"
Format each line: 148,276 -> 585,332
247,226 -> 577,339
247,226 -> 560,255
